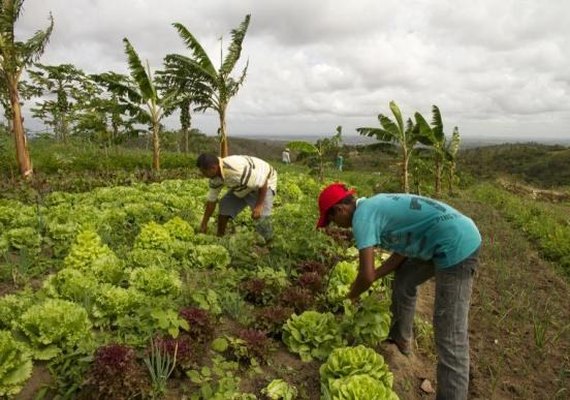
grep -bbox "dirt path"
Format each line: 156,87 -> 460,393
384,199 -> 570,399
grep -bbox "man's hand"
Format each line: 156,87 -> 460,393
252,205 -> 263,220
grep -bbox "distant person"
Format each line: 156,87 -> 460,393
336,154 -> 344,171
196,153 -> 277,242
316,183 -> 481,400
282,148 -> 291,164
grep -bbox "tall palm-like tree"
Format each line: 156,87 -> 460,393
357,101 -> 419,193
445,126 -> 461,194
0,0 -> 53,177
96,39 -> 177,170
164,14 -> 250,157
415,105 -> 448,197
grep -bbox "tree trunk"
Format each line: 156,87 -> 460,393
180,100 -> 190,153
448,161 -> 456,195
402,149 -> 410,193
434,155 -> 442,197
219,109 -> 228,157
9,80 -> 33,178
152,121 -> 160,170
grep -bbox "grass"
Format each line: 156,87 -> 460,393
454,196 -> 570,399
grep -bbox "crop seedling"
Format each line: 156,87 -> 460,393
144,338 -> 178,398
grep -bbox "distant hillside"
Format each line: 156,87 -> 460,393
458,143 -> 570,188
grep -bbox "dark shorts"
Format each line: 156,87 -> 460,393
219,189 -> 275,218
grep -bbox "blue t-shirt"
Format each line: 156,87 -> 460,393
352,194 -> 481,268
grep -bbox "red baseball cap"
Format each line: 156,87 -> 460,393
316,183 -> 356,228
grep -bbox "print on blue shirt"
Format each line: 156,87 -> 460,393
353,194 -> 481,268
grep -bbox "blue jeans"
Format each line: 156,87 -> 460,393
389,251 -> 479,400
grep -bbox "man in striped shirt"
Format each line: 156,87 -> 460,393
196,153 -> 277,241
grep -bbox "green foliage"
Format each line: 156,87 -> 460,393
460,143 -> 570,187
325,374 -> 399,400
0,330 -> 33,397
470,183 -> 570,274
164,216 -> 195,241
64,229 -> 115,270
2,227 -> 42,255
129,265 -> 181,297
144,337 -> 178,398
343,296 -> 391,347
90,253 -> 127,284
319,345 -> 396,400
128,248 -> 174,269
0,290 -> 35,330
93,284 -> 145,322
357,101 -> 420,192
191,289 -> 222,316
134,221 -> 173,254
18,299 -> 92,360
166,14 -> 251,156
261,379 -> 298,400
191,244 -> 231,269
42,267 -> 99,303
282,311 -> 345,362
150,308 -> 189,339
186,354 -> 256,400
43,349 -> 93,400
326,261 -> 358,305
287,126 -> 342,181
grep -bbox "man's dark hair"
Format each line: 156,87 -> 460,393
196,153 -> 218,169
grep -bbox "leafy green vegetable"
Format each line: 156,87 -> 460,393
18,299 -> 92,360
0,330 -> 33,397
343,296 -> 391,346
129,266 -> 181,297
261,378 -> 298,399
282,311 -> 345,362
191,244 -> 231,269
42,268 -> 99,302
325,374 -> 399,400
326,261 -> 358,305
64,230 -> 115,270
319,345 -> 395,399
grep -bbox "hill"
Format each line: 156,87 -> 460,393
458,143 -> 570,188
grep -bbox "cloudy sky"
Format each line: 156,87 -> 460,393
16,0 -> 570,140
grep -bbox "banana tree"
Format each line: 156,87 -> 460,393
357,101 -> 419,193
287,126 -> 342,182
156,68 -> 198,153
96,38 -> 177,170
445,126 -> 461,194
415,105 -> 457,197
0,0 -> 53,177
164,14 -> 250,157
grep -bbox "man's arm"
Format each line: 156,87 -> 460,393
252,179 -> 269,219
200,201 -> 217,233
347,248 -> 407,301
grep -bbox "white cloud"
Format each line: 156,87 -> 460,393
10,0 -> 570,140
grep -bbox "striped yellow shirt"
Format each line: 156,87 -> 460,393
207,155 -> 278,202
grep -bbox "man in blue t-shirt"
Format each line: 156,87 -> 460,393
317,183 -> 481,400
